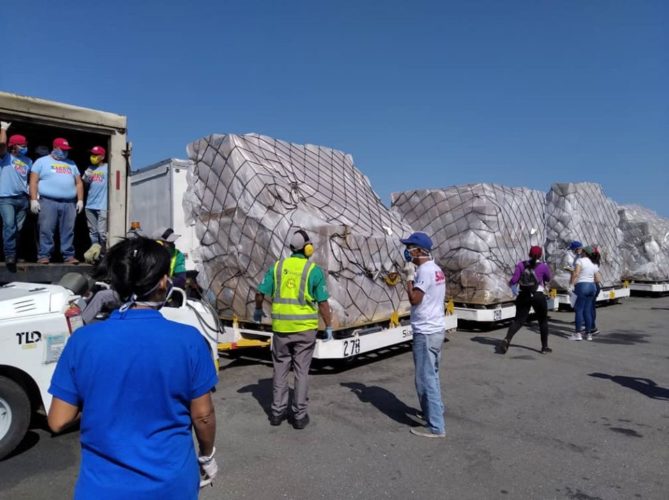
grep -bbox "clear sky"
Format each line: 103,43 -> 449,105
2,0 -> 667,215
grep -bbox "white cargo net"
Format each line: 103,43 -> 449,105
618,205 -> 669,281
392,184 -> 546,304
184,133 -> 412,328
545,183 -> 624,289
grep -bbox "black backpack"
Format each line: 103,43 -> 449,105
518,261 -> 539,293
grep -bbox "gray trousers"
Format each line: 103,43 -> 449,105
85,208 -> 108,246
271,329 -> 317,419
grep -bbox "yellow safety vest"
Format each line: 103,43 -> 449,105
271,257 -> 319,333
169,252 -> 177,277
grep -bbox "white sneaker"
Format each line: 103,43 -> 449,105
585,333 -> 593,341
569,333 -> 583,341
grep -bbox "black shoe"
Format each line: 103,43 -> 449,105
498,339 -> 510,354
541,347 -> 552,354
269,412 -> 287,426
292,414 -> 310,430
6,261 -> 17,273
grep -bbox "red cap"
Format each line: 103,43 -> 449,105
90,145 -> 106,156
8,134 -> 27,147
53,137 -> 72,150
529,246 -> 543,259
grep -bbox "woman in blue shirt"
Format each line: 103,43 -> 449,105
48,237 -> 219,499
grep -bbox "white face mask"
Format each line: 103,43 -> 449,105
119,278 -> 173,311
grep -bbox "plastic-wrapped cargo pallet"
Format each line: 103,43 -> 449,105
618,205 -> 669,281
391,184 -> 546,304
184,133 -> 413,329
545,183 -> 624,289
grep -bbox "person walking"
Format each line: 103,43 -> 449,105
29,137 -> 84,264
568,245 -> 601,341
254,229 -> 332,430
48,237 -> 219,498
401,231 -> 447,438
499,246 -> 553,354
0,120 -> 32,270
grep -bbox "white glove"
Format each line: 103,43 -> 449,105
0,121 -> 11,130
403,262 -> 416,282
567,285 -> 575,294
76,200 -> 84,213
198,447 -> 218,487
30,200 -> 40,214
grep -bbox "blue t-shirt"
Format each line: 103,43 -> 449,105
0,153 -> 32,197
84,163 -> 108,210
32,154 -> 80,199
49,309 -> 218,500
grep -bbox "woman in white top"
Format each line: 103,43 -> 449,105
568,246 -> 601,341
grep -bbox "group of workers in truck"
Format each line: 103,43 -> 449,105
0,119 -> 108,270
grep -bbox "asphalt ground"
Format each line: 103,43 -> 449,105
1,295 -> 667,499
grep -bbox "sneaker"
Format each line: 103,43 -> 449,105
292,414 -> 310,430
37,257 -> 50,265
540,347 -> 552,354
64,257 -> 80,265
269,412 -> 287,426
410,427 -> 445,438
585,333 -> 593,341
569,333 -> 583,341
498,339 -> 510,354
590,328 -> 600,336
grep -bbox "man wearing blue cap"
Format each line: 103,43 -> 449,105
400,231 -> 447,438
565,240 -> 583,273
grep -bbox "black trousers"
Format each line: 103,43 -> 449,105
505,291 -> 549,348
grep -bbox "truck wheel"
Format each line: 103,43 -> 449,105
0,376 -> 31,460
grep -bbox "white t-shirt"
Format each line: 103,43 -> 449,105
411,260 -> 447,334
576,257 -> 599,283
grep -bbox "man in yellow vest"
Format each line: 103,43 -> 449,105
152,227 -> 187,289
254,229 -> 332,430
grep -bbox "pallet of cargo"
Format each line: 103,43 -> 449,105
218,312 -> 458,361
453,293 -> 559,324
629,281 -> 669,296
555,283 -> 631,309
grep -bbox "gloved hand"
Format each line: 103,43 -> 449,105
324,326 -> 333,342
567,285 -> 575,294
403,262 -> 416,283
30,200 -> 40,214
84,243 -> 102,264
253,308 -> 265,323
198,447 -> 218,488
0,121 -> 11,130
76,200 -> 84,213
510,284 -> 519,297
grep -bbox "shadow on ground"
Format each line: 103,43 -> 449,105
341,382 -> 422,426
589,373 -> 669,400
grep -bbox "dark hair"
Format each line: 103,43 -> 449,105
103,237 -> 171,301
590,251 -> 601,265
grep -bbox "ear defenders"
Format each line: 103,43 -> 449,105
291,229 -> 314,257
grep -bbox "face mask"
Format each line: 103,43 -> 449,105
404,248 -> 414,263
17,146 -> 28,156
120,278 -> 174,312
52,149 -> 68,160
90,155 -> 103,165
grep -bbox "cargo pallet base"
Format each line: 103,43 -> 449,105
218,314 -> 458,361
555,285 -> 631,309
629,281 -> 669,295
454,296 -> 559,323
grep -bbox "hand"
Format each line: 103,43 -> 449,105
403,262 -> 416,282
76,200 -> 84,213
510,284 -> 519,297
253,308 -> 265,323
198,447 -> 218,488
0,121 -> 10,130
324,326 -> 333,342
30,200 -> 40,214
567,285 -> 575,294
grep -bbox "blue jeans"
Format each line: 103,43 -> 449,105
412,330 -> 446,434
0,195 -> 29,260
574,282 -> 596,333
38,197 -> 76,260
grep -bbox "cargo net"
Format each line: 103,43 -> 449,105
392,184 -> 546,304
545,183 -> 624,289
618,205 -> 669,281
184,134 -> 413,328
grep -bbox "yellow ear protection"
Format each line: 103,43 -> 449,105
294,229 -> 314,257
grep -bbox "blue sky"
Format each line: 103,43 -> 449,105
2,0 -> 667,215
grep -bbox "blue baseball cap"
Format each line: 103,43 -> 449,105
400,232 -> 433,251
568,240 -> 583,250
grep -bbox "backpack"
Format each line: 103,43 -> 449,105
518,261 -> 539,293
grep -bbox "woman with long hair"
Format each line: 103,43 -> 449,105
568,245 -> 602,341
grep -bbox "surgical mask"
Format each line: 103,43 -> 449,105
52,149 -> 68,160
90,155 -> 103,165
17,146 -> 28,156
403,248 -> 413,263
119,278 -> 174,312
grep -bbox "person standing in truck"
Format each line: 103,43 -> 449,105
48,236 -> 219,498
83,145 -> 108,254
254,229 -> 333,430
29,137 -> 84,264
401,231 -> 447,438
0,120 -> 32,270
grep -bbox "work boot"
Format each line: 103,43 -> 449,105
269,412 -> 287,426
292,414 -> 310,430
